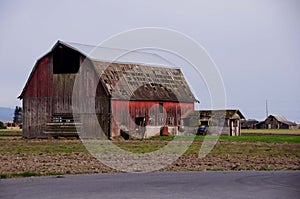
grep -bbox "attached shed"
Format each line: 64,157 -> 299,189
256,115 -> 297,129
198,110 -> 245,136
18,41 -> 197,139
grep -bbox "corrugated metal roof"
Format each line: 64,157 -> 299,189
63,41 -> 174,67
92,61 -> 196,102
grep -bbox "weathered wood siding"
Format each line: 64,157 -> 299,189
262,117 -> 289,129
71,59 -> 110,138
52,74 -> 76,114
111,100 -> 194,137
20,41 -> 197,139
22,53 -> 110,138
22,55 -> 53,138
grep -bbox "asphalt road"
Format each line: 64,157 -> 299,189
1,171 -> 299,199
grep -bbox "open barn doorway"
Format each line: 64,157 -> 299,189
135,117 -> 146,139
135,117 -> 146,128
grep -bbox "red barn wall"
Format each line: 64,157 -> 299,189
111,100 -> 194,137
22,55 -> 53,138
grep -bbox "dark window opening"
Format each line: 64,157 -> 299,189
201,121 -> 209,126
53,45 -> 80,74
135,117 -> 146,128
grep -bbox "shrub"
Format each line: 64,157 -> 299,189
0,121 -> 5,129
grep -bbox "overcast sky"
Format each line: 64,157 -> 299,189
0,0 -> 299,122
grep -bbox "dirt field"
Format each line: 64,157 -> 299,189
0,137 -> 299,178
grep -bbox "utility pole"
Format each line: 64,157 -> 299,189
266,99 -> 269,118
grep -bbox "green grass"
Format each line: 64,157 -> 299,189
0,135 -> 298,156
0,172 -> 69,179
241,128 -> 300,134
114,135 -> 300,156
113,141 -> 167,153
184,142 -> 300,157
219,135 -> 300,143
149,135 -> 300,143
1,138 -> 297,158
11,172 -> 40,178
0,140 -> 87,154
0,129 -> 22,132
0,129 -> 22,136
0,172 -> 40,179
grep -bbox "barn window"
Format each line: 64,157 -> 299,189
159,117 -> 164,125
168,117 -> 174,125
53,45 -> 80,74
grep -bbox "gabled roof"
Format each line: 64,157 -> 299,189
19,40 -> 197,103
268,114 -> 296,126
59,41 -> 174,67
270,114 -> 287,122
199,109 -> 245,119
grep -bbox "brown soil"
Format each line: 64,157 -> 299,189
0,152 -> 116,175
0,139 -> 299,177
163,154 -> 300,171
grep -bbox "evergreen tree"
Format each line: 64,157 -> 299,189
13,106 -> 22,125
0,121 -> 4,129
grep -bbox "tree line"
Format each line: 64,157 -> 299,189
0,106 -> 22,129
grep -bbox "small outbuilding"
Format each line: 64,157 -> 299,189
256,115 -> 297,129
198,109 -> 245,136
18,41 -> 197,139
241,119 -> 259,129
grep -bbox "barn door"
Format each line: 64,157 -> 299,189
52,74 -> 76,114
135,117 -> 146,138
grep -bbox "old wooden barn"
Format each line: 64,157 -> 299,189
256,114 -> 297,129
19,41 -> 197,139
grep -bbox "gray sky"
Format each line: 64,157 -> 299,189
0,0 -> 299,122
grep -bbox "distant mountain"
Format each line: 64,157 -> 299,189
0,107 -> 14,122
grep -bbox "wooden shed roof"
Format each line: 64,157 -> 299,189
199,109 -> 245,119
